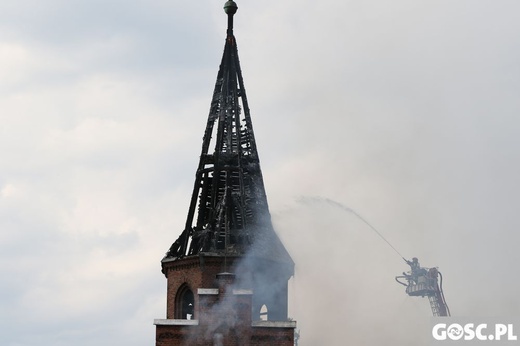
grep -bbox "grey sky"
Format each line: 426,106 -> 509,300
1,1 -> 519,345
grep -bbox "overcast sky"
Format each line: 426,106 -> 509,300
1,1 -> 520,345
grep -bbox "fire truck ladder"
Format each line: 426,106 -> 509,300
395,258 -> 451,317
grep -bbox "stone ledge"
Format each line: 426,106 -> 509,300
154,319 -> 199,326
252,321 -> 297,328
154,319 -> 296,328
161,257 -> 177,264
197,288 -> 219,295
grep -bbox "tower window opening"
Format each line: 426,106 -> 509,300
260,304 -> 268,321
175,284 -> 195,320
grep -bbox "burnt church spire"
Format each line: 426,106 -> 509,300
165,1 -> 291,265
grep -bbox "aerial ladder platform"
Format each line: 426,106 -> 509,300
395,257 -> 451,317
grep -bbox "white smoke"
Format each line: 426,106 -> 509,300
274,196 -> 433,346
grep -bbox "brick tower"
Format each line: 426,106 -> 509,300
154,1 -> 296,345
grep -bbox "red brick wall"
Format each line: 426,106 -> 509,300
156,324 -> 294,346
163,256 -> 241,318
156,325 -> 196,346
251,327 -> 294,346
157,255 -> 295,346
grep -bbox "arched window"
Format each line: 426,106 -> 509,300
260,304 -> 268,321
175,284 -> 194,319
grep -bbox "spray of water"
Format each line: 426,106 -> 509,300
297,196 -> 407,262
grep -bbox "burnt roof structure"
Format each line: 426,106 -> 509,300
164,1 -> 293,267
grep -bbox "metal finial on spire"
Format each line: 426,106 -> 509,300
223,0 -> 238,15
224,0 -> 237,35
